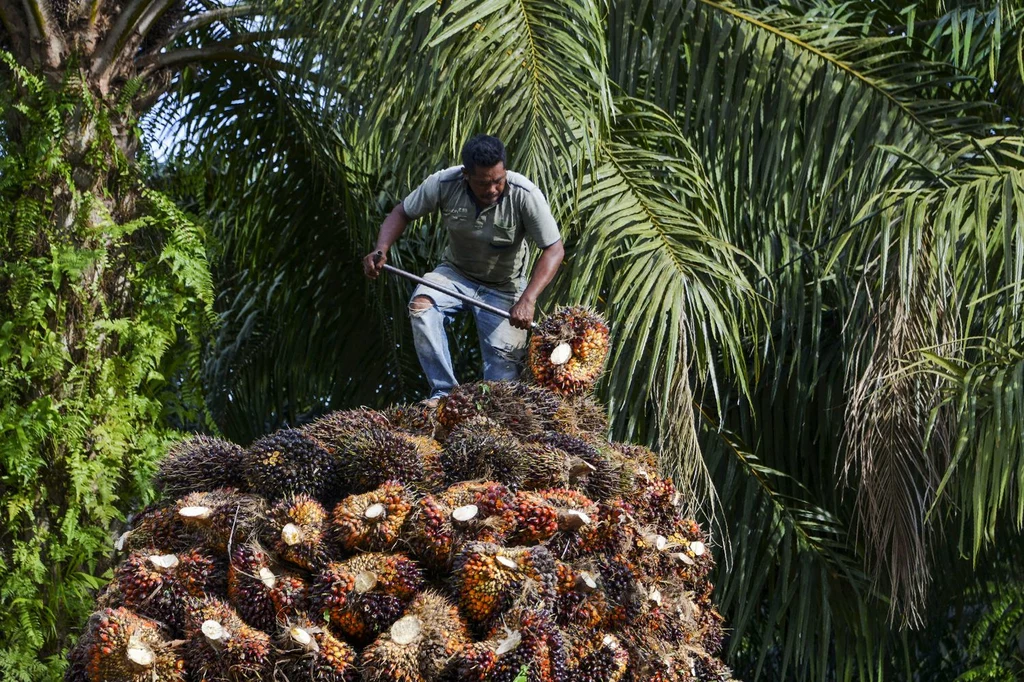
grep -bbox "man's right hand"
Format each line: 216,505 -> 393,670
363,249 -> 387,279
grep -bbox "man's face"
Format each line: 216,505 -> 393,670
464,162 -> 507,207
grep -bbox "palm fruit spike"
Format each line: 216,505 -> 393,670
360,590 -> 470,682
528,432 -> 624,502
310,553 -> 423,643
475,608 -> 567,682
241,428 -> 334,502
227,542 -> 280,629
454,543 -> 556,626
114,549 -> 221,635
566,631 -> 629,682
154,435 -> 246,498
554,561 -> 607,629
173,488 -> 266,554
118,503 -> 190,554
65,607 -> 184,682
336,426 -> 428,493
440,417 -> 527,488
185,598 -> 272,682
265,493 -> 328,570
330,481 -> 413,552
436,381 -> 561,438
553,393 -> 610,439
528,306 -> 610,396
300,408 -> 391,454
275,615 -> 359,682
383,402 -> 438,437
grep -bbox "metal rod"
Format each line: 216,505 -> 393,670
376,254 -> 536,328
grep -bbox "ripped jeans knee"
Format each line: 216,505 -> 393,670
409,295 -> 434,318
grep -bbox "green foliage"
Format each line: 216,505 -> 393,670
0,55 -> 213,678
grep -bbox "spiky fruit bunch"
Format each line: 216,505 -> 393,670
460,609 -> 566,682
360,591 -> 469,682
311,553 -> 423,643
301,408 -> 392,454
172,488 -> 267,554
567,631 -> 630,682
275,616 -> 359,682
336,427 -> 429,494
528,433 -> 625,502
383,403 -> 438,437
453,543 -> 556,626
66,607 -> 184,682
437,381 -> 561,438
242,429 -> 334,501
553,394 -> 610,438
441,417 -> 526,488
528,307 -> 610,396
330,481 -> 413,552
405,481 -> 516,569
113,549 -> 221,635
228,542 -> 307,630
554,562 -> 608,629
184,599 -> 273,682
155,435 -> 246,498
266,494 -> 328,570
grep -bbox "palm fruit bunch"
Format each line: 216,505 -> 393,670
154,435 -> 247,497
241,428 -> 334,501
528,307 -> 610,396
69,309 -> 735,682
66,607 -> 184,682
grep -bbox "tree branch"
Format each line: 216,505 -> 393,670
89,0 -> 150,77
155,5 -> 255,51
22,0 -> 64,67
139,45 -> 301,78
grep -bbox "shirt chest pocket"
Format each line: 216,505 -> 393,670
490,220 -> 517,248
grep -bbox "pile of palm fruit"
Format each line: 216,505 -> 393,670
66,307 -> 734,682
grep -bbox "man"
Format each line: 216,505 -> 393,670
363,134 -> 565,403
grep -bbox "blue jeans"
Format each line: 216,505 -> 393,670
409,264 -> 528,399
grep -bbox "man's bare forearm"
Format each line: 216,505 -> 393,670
520,240 -> 565,303
375,203 -> 411,251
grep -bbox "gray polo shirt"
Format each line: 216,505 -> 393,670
402,166 -> 561,292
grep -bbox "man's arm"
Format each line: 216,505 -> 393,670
362,203 -> 411,278
509,239 -> 565,329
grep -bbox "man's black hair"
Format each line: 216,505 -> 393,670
461,134 -> 506,173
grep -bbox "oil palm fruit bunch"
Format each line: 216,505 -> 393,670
265,493 -> 329,570
183,598 -> 273,681
360,590 -> 469,682
154,435 -> 246,498
65,607 -> 184,682
330,481 -> 413,552
437,381 -> 561,438
71,368 -> 736,681
241,428 -> 334,502
112,549 -> 222,635
274,616 -> 359,682
228,542 -> 307,630
528,307 -> 610,396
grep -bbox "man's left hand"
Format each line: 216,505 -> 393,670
508,296 -> 536,330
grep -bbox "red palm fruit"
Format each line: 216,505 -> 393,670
227,543 -> 279,630
154,435 -> 246,498
66,607 -> 184,682
241,428 -> 334,502
310,553 -> 423,643
360,590 -> 470,682
567,631 -> 630,682
118,503 -> 191,554
184,598 -> 272,682
114,549 -> 220,635
538,488 -> 600,559
330,481 -> 413,552
631,476 -> 681,530
274,615 -> 359,682
173,488 -> 267,554
478,608 -> 567,682
454,543 -> 557,625
266,493 -> 328,570
528,306 -> 610,396
509,491 -> 560,544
